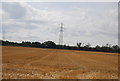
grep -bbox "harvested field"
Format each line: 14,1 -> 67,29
2,46 -> 118,79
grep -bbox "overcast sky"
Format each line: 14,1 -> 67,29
1,2 -> 118,46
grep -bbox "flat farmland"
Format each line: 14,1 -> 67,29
2,46 -> 118,79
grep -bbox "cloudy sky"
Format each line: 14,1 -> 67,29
1,2 -> 118,46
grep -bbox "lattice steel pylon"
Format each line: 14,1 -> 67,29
59,23 -> 64,45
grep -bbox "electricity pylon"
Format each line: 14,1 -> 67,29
59,23 -> 64,45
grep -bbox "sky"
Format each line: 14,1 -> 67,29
0,2 -> 118,46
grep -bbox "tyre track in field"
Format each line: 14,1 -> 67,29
63,52 -> 87,70
63,53 -> 80,67
27,49 -> 58,65
28,49 -> 81,68
31,50 -> 68,67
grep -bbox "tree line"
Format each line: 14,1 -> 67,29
0,40 -> 120,53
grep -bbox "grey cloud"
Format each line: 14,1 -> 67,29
2,2 -> 27,19
19,19 -> 47,24
93,31 -> 118,39
65,29 -> 85,37
2,21 -> 38,32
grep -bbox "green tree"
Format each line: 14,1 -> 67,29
77,42 -> 82,48
43,41 -> 56,48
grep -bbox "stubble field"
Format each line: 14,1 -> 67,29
2,46 -> 118,79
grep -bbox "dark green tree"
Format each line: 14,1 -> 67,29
43,41 -> 56,48
77,42 -> 82,48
